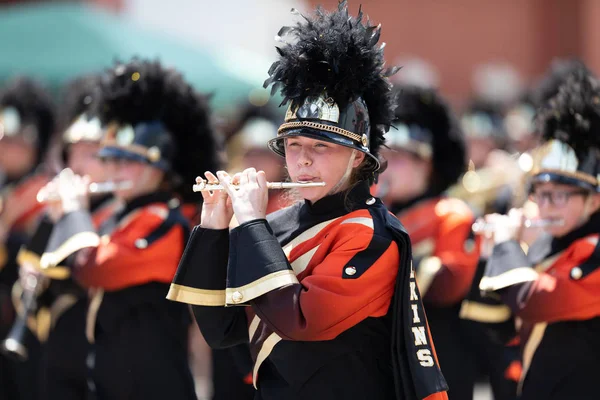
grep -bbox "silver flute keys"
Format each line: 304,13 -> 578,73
472,218 -> 564,234
36,181 -> 133,203
192,179 -> 326,192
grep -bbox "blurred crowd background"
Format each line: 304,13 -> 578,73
0,1 -> 597,399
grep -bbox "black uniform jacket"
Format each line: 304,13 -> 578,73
169,182 -> 448,400
480,212 -> 600,400
52,192 -> 197,400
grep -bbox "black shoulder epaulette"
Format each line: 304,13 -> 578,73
570,237 -> 600,280
133,199 -> 190,250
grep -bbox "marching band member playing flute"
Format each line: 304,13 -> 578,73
167,2 -> 448,399
479,69 -> 600,400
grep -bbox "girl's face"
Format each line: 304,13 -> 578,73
0,136 -> 36,180
531,181 -> 600,237
379,147 -> 431,202
102,158 -> 164,201
284,136 -> 364,203
67,141 -> 106,185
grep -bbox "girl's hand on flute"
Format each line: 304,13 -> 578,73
198,171 -> 233,230
43,169 -> 90,223
483,208 -> 525,245
217,168 -> 268,225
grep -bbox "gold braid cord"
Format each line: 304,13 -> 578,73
278,121 -> 363,145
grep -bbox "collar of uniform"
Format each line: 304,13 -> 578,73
390,190 -> 438,215
302,180 -> 372,216
117,191 -> 173,220
550,210 -> 600,255
90,194 -> 112,212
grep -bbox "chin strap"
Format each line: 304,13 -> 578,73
328,150 -> 357,195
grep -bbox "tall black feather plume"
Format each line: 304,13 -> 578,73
0,76 -> 56,162
94,58 -> 222,202
393,85 -> 466,194
533,58 -> 594,108
264,0 -> 397,159
537,68 -> 600,160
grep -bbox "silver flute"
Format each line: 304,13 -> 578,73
192,180 -> 326,192
472,218 -> 564,234
36,181 -> 133,203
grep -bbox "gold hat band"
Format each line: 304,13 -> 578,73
533,168 -> 598,186
278,121 -> 365,146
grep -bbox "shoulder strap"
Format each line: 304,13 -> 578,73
572,236 -> 600,280
133,199 -> 191,249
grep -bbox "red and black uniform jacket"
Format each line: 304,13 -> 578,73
480,212 -> 600,400
52,192 -> 197,400
169,182 -> 448,400
394,196 -> 479,306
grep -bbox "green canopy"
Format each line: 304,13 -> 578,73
0,3 -> 276,111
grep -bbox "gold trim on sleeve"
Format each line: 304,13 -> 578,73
166,284 -> 226,306
459,300 -> 512,323
40,231 -> 100,268
226,270 -> 299,306
415,256 -> 442,297
17,249 -> 70,280
479,267 -> 539,292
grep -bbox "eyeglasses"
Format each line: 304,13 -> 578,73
529,189 -> 589,207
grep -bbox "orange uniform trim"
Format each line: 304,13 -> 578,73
75,203 -> 185,291
517,235 -> 600,323
424,392 -> 449,400
397,197 -> 480,306
251,209 -> 400,342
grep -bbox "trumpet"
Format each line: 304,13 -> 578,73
36,180 -> 133,203
192,179 -> 326,193
472,218 -> 564,234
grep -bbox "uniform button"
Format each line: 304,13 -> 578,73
134,238 -> 148,249
232,291 -> 244,303
86,352 -> 95,369
168,198 -> 181,209
570,267 -> 583,280
345,266 -> 357,276
464,239 -> 476,253
366,197 -> 376,205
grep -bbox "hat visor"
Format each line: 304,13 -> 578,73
531,172 -> 599,192
97,146 -> 170,171
267,127 -> 380,171
97,146 -> 149,164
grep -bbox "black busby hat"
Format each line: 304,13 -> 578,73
533,68 -> 600,192
94,58 -> 221,202
460,98 -> 507,144
263,0 -> 398,183
59,74 -> 104,145
533,58 -> 594,108
389,85 -> 467,194
0,76 -> 55,162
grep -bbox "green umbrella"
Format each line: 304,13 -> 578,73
0,2 -> 276,111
